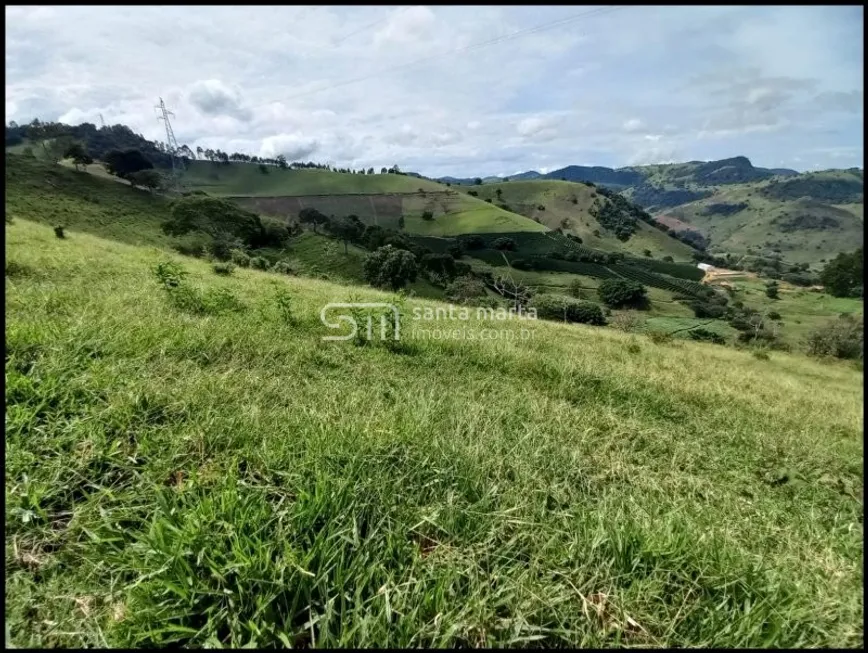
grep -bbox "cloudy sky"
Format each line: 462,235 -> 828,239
5,5 -> 864,177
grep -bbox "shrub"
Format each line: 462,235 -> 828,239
805,315 -> 863,360
767,310 -> 781,321
54,225 -> 65,239
446,243 -> 464,259
250,256 -> 270,270
271,287 -> 294,325
468,190 -> 478,197
492,237 -> 517,251
647,330 -> 673,345
531,294 -> 606,325
153,260 -> 189,289
446,275 -> 488,305
765,281 -> 779,299
212,262 -> 235,276
662,255 -> 674,262
205,234 -> 245,261
421,211 -> 434,221
463,235 -> 485,250
485,198 -> 493,203
272,260 -> 296,275
752,350 -> 770,361
609,312 -> 645,332
537,205 -> 546,211
598,278 -> 648,309
643,249 -> 652,257
689,301 -> 727,319
687,328 -> 725,345
230,249 -> 251,267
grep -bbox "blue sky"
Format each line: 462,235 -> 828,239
5,5 -> 863,177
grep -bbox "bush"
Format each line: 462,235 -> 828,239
752,350 -> 770,361
446,275 -> 488,305
647,330 -> 673,345
230,249 -> 251,267
806,315 -> 863,360
249,256 -> 270,270
492,237 -> 517,251
537,205 -> 546,211
687,328 -> 725,345
531,294 -> 606,325
662,255 -> 674,262
609,312 -> 645,332
421,211 -> 434,221
767,310 -> 781,321
205,234 -> 245,261
765,281 -> 779,299
53,225 -> 65,239
446,243 -> 464,259
689,301 -> 727,319
463,235 -> 485,250
212,262 -> 235,276
272,260 -> 295,275
597,278 -> 648,309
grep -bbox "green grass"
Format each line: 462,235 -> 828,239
661,176 -> 863,265
464,180 -> 697,261
233,189 -> 548,237
5,218 -> 863,648
180,161 -> 448,197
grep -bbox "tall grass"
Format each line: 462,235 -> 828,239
5,220 -> 864,648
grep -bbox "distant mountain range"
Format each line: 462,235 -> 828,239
436,157 -> 801,187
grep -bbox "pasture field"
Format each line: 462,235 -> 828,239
5,218 -> 863,647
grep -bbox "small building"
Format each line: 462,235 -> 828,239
697,262 -> 714,272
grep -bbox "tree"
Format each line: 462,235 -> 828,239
492,237 -> 517,251
298,207 -> 330,234
128,169 -> 163,192
597,278 -> 648,309
397,216 -> 405,230
367,167 -> 375,175
820,248 -> 863,298
331,215 -> 364,254
363,245 -> 418,290
806,314 -> 863,360
765,281 -> 779,299
63,141 -> 93,170
258,163 -> 269,174
162,195 -> 265,248
104,149 -> 154,181
276,154 -> 288,169
473,177 -> 483,185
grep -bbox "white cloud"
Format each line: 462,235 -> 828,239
259,133 -> 319,160
4,6 -> 862,176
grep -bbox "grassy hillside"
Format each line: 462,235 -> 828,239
462,180 -> 697,261
665,173 -> 864,266
235,190 -> 548,237
5,218 -> 863,647
5,153 -> 174,248
179,160 -> 447,197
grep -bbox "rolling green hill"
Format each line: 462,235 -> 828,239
659,170 -> 864,266
5,217 -> 863,648
179,160 -> 447,196
458,180 -> 698,261
485,157 -> 862,265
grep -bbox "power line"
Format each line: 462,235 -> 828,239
250,5 -> 626,109
331,7 -> 410,45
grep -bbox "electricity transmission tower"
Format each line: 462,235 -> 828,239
154,97 -> 184,189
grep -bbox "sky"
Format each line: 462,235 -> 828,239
5,5 -> 864,178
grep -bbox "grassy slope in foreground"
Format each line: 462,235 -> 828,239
6,219 -> 863,648
463,180 -> 697,261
